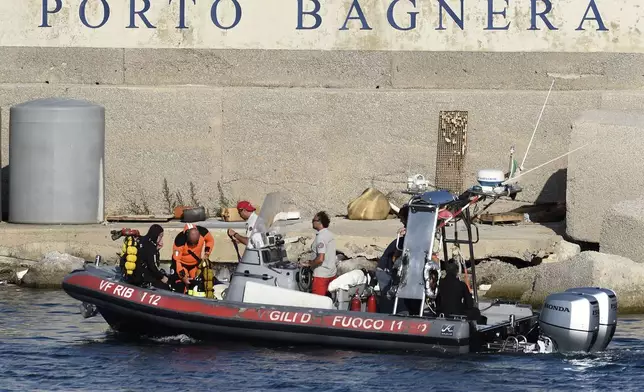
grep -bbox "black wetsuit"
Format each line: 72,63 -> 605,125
137,236 -> 170,290
127,225 -> 170,290
435,272 -> 474,317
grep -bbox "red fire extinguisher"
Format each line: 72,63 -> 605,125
350,293 -> 362,311
366,294 -> 377,313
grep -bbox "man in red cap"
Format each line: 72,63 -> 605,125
227,200 -> 259,248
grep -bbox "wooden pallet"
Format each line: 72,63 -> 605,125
478,212 -> 524,225
106,215 -> 174,222
510,203 -> 565,223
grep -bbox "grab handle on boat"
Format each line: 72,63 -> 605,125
471,223 -> 480,244
395,232 -> 404,251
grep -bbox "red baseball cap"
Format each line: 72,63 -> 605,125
237,201 -> 256,212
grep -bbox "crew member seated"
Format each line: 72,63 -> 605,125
169,223 -> 215,293
435,260 -> 477,319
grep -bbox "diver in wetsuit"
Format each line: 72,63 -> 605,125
133,224 -> 171,290
435,260 -> 477,319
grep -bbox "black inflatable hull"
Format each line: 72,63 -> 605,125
63,268 -> 472,354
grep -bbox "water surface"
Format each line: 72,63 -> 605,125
1,286 -> 643,391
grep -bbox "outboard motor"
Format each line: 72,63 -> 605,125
538,292 -> 600,352
565,287 -> 618,351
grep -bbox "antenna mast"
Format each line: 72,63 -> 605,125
520,79 -> 555,171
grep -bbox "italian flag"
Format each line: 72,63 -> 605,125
508,157 -> 519,179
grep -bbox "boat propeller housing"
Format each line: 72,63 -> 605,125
538,287 -> 617,352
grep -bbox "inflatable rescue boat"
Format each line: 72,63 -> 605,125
63,190 -> 618,355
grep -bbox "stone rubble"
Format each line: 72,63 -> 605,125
21,252 -> 86,288
484,251 -> 644,314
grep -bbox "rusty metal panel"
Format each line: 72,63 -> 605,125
435,111 -> 468,193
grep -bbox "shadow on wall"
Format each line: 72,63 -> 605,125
1,165 -> 7,221
516,168 -> 567,233
535,168 -> 599,251
535,168 -> 566,204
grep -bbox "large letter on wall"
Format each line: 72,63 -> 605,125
170,0 -> 196,29
128,0 -> 155,29
528,0 -> 557,30
80,0 -> 111,29
297,0 -> 322,30
576,0 -> 608,31
436,0 -> 464,30
211,0 -> 242,30
484,0 -> 510,31
340,0 -> 372,31
387,0 -> 418,31
40,0 -> 62,27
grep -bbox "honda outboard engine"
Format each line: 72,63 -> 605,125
538,292 -> 600,352
565,287 -> 618,351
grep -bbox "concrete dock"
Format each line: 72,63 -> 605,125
0,217 -> 565,264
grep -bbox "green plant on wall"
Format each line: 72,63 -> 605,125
218,181 -> 232,209
211,181 -> 236,217
162,178 -> 176,214
162,178 -> 202,214
189,182 -> 199,207
126,191 -> 151,215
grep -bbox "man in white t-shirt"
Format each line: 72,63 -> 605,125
300,211 -> 337,296
227,200 -> 262,249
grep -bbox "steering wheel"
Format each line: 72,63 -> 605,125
296,266 -> 313,292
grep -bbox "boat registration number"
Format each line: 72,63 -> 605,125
99,280 -> 161,306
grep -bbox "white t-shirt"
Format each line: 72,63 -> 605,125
311,228 -> 337,278
244,212 -> 264,249
245,212 -> 258,238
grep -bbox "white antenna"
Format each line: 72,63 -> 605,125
520,79 -> 555,171
503,143 -> 589,185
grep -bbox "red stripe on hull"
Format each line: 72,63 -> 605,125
66,274 -> 432,336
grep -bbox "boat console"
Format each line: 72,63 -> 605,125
225,232 -> 307,302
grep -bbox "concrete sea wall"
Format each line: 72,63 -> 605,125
1,1 -> 644,217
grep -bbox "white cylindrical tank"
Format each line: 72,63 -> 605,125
8,98 -> 105,224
